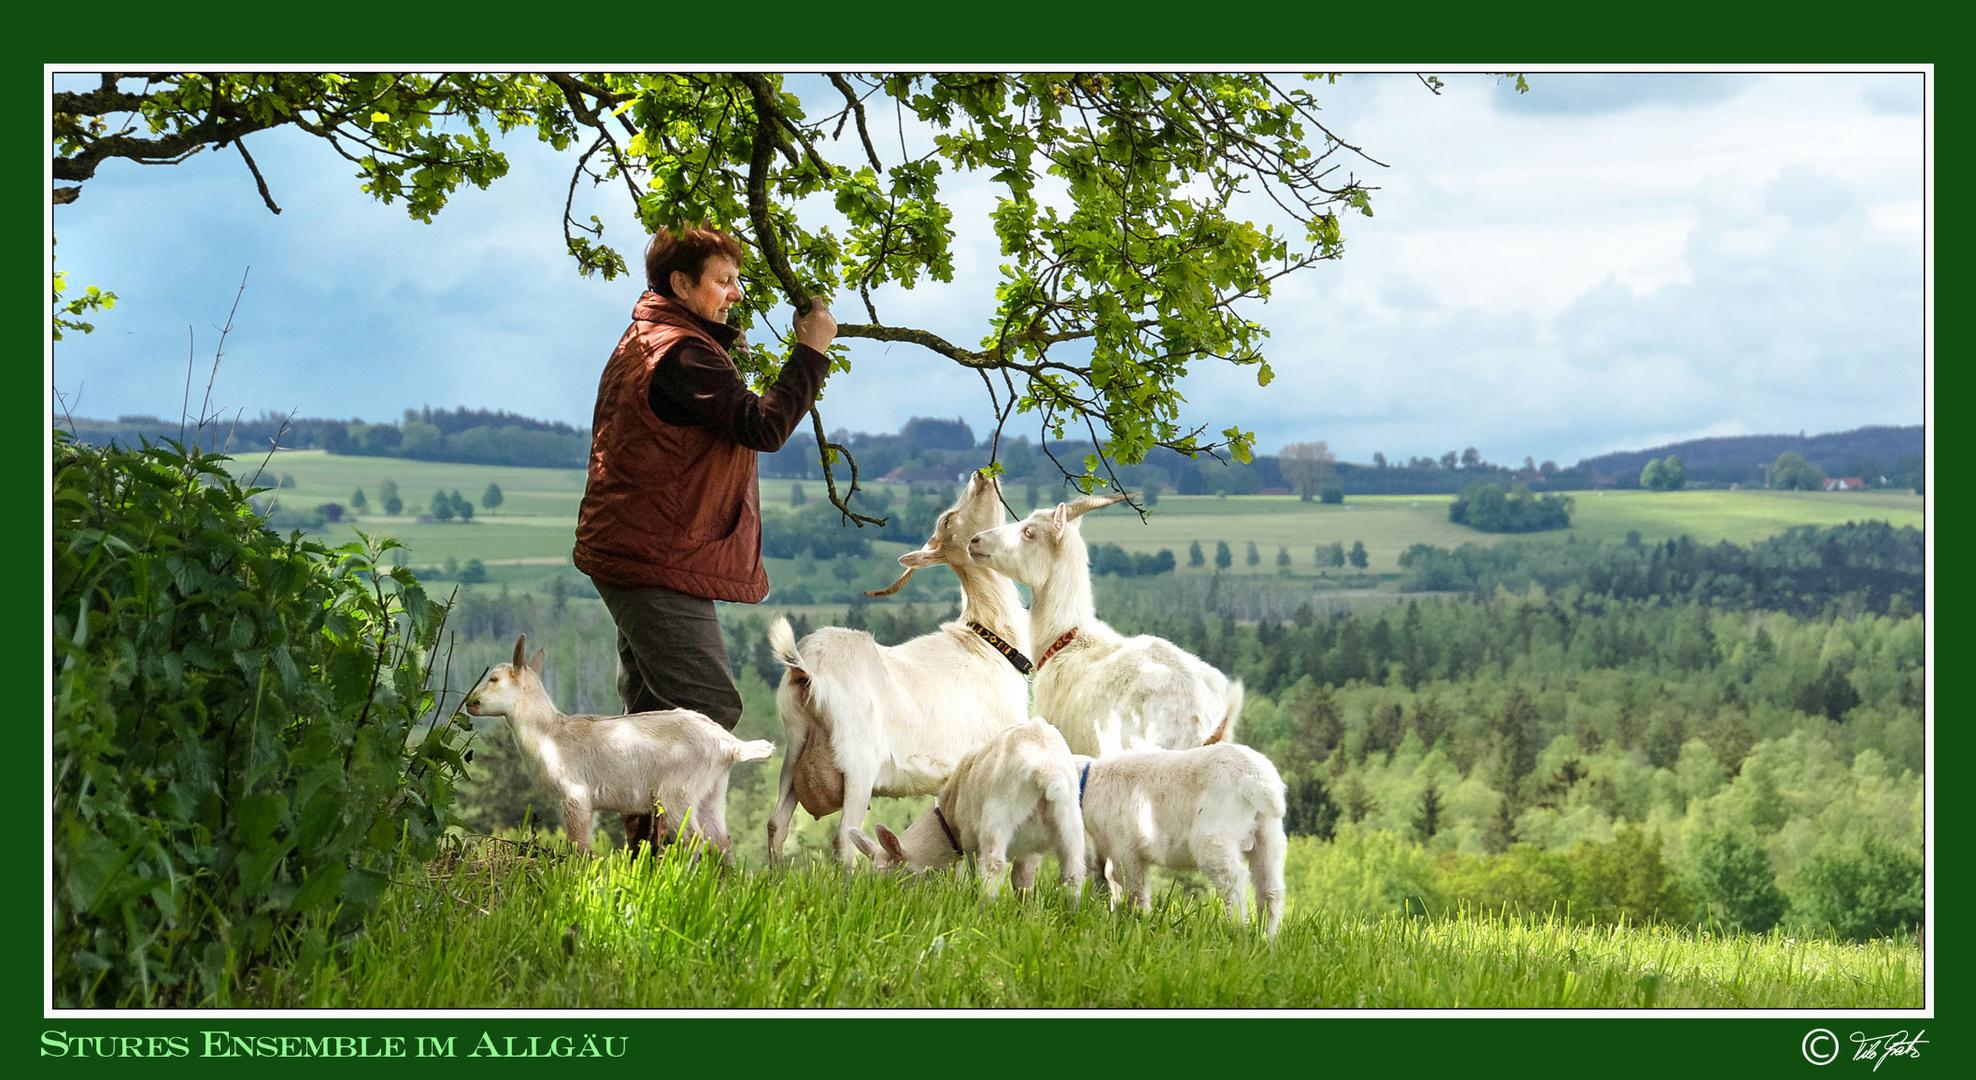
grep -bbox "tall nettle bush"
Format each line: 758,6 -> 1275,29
52,432 -> 472,1005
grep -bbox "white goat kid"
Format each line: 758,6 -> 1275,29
848,719 -> 1085,906
967,494 -> 1243,757
766,472 -> 1031,866
463,634 -> 774,856
1078,743 -> 1288,935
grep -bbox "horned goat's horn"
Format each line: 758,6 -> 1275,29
1064,492 -> 1133,521
513,634 -> 528,667
866,566 -> 917,598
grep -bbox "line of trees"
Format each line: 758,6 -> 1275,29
326,408 -> 588,468
1396,522 -> 1923,619
759,501 -> 879,561
1088,543 -> 1178,578
63,407 -> 1919,503
61,408 -> 592,470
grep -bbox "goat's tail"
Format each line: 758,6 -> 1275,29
768,617 -> 805,672
1240,758 -> 1288,822
1202,679 -> 1244,746
729,738 -> 777,764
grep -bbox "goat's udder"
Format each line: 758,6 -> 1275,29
791,726 -> 846,817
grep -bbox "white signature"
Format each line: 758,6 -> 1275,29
1847,1030 -> 1927,1071
1804,1029 -> 1927,1069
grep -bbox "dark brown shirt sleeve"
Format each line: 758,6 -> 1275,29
648,339 -> 830,452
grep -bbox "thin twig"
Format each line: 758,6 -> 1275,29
242,410 -> 293,489
828,74 -> 884,173
234,138 -> 281,214
178,327 -> 195,448
808,408 -> 885,528
196,267 -> 251,452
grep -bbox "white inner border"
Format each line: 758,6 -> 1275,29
44,61 -> 1934,1023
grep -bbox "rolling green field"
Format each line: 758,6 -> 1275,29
1078,490 -> 1924,573
232,451 -> 1923,583
233,836 -> 1921,1009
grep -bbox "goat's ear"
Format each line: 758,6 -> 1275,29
848,828 -> 882,862
512,634 -> 527,667
528,648 -> 546,675
898,546 -> 942,569
1051,502 -> 1069,539
875,823 -> 908,864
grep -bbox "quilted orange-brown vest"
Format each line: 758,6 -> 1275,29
573,294 -> 768,602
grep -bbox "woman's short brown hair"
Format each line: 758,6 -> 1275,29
645,223 -> 744,297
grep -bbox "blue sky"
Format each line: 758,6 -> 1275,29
49,71 -> 1925,466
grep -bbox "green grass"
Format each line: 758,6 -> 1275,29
235,836 -> 1921,1009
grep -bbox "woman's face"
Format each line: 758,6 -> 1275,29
672,255 -> 743,324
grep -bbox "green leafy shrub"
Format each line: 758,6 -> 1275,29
52,433 -> 472,1005
1563,827 -> 1692,926
1283,824 -> 1444,917
1440,844 -> 1574,920
1440,830 -> 1690,927
1448,481 -> 1574,533
1685,829 -> 1788,934
1790,836 -> 1923,942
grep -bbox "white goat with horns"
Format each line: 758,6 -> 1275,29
463,634 -> 774,856
767,471 -> 1032,866
967,493 -> 1243,757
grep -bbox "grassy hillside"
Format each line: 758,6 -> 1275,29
231,838 -> 1921,1009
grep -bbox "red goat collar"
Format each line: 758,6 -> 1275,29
1035,628 -> 1079,670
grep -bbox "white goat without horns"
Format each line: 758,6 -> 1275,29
463,634 -> 774,856
967,493 -> 1244,757
1078,743 -> 1288,935
766,471 -> 1031,866
849,719 -> 1085,906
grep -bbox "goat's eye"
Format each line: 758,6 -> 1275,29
1023,526 -> 1036,539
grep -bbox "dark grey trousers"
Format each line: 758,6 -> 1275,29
591,579 -> 745,852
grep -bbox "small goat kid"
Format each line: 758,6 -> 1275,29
849,719 -> 1085,905
967,494 -> 1243,757
766,471 -> 1031,866
463,635 -> 774,856
1079,743 -> 1288,935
